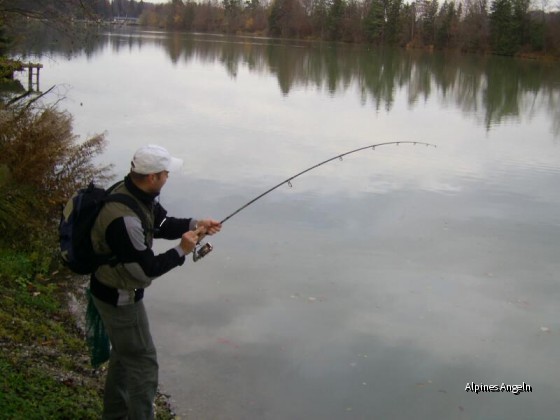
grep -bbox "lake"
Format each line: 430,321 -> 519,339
13,27 -> 560,419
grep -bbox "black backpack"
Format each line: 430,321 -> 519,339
59,181 -> 147,275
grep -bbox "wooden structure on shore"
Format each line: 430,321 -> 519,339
1,61 -> 43,92
21,63 -> 43,92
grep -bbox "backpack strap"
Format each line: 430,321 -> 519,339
103,193 -> 150,232
105,180 -> 123,193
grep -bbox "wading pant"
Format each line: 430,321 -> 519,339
92,296 -> 158,420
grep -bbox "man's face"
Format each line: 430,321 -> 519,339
150,170 -> 169,193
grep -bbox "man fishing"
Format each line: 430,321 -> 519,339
89,144 -> 221,419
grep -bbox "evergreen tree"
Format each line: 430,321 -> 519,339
511,0 -> 530,48
364,0 -> 386,44
420,0 -> 438,45
385,0 -> 403,45
269,0 -> 305,37
490,0 -> 515,54
327,0 -> 346,40
268,0 -> 287,36
436,0 -> 458,48
401,2 -> 417,45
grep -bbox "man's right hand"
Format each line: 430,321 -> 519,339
180,230 -> 199,254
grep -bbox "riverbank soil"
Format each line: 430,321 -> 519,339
0,270 -> 176,419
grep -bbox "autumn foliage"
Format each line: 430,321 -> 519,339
0,101 -> 112,250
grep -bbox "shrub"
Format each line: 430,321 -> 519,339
0,101 -> 113,253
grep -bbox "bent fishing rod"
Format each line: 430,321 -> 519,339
193,141 -> 437,261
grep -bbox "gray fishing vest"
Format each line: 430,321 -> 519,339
91,182 -> 155,290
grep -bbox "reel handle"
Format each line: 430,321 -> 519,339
192,225 -> 215,262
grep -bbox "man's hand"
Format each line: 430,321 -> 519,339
181,220 -> 221,255
196,219 -> 222,235
180,231 -> 200,254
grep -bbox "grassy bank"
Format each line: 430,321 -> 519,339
0,249 -> 176,418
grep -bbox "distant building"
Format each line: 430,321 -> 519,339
111,17 -> 139,26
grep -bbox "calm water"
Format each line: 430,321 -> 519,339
14,28 -> 560,419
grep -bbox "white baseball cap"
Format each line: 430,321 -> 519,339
131,145 -> 183,175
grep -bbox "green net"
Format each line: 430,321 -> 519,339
85,288 -> 110,368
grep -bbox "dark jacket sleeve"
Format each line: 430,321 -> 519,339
105,216 -> 186,279
153,202 -> 193,240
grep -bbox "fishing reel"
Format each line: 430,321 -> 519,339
193,242 -> 213,262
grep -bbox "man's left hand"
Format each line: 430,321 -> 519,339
196,219 -> 222,235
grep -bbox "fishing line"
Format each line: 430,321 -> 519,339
193,141 -> 437,261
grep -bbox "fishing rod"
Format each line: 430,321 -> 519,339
193,141 -> 437,261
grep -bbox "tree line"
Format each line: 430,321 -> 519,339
84,0 -> 560,57
1,0 -> 559,57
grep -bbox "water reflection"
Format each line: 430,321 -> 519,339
12,25 -> 560,136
